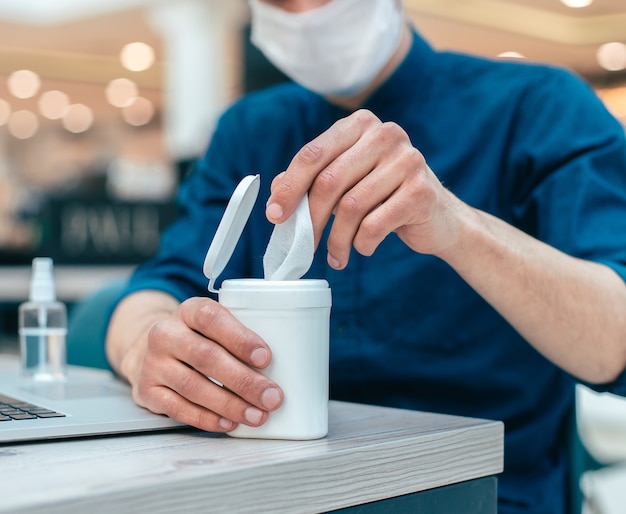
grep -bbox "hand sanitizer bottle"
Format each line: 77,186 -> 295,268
18,258 -> 67,381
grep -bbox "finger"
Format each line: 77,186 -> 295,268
134,341 -> 272,431
179,298 -> 272,369
148,312 -> 283,413
352,165 -> 441,258
325,163 -> 402,269
323,123 -> 416,267
183,332 -> 283,412
156,359 -> 273,429
138,382 -> 241,433
276,114 -> 388,250
265,110 -> 380,224
269,171 -> 286,194
305,128 -> 398,249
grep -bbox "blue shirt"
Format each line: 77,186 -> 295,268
122,31 -> 626,513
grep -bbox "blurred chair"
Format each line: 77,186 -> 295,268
569,401 -> 604,514
66,280 -> 127,370
574,385 -> 626,514
580,463 -> 626,514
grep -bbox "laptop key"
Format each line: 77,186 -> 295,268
0,394 -> 66,420
8,413 -> 38,420
36,412 -> 67,418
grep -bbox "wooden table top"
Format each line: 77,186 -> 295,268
1,400 -> 503,514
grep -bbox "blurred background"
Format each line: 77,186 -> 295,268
0,0 -> 624,285
0,1 -> 625,511
3,0 -> 624,274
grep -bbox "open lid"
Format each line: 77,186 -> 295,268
203,174 -> 260,293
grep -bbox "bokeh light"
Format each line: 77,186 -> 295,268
62,104 -> 94,134
560,0 -> 593,7
122,96 -> 155,127
597,42 -> 626,71
105,78 -> 139,108
7,70 -> 41,99
498,51 -> 525,59
120,42 -> 155,72
8,110 -> 39,139
38,90 -> 71,120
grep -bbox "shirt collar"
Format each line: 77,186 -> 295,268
361,28 -> 436,115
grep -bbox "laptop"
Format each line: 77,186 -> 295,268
0,354 -> 187,443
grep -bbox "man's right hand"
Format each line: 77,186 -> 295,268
106,291 -> 283,432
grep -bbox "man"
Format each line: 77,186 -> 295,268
105,0 -> 626,512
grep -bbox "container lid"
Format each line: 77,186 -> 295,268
203,174 -> 260,293
219,279 -> 331,309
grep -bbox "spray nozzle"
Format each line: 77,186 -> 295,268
29,257 -> 57,303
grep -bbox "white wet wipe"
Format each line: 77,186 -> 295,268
263,194 -> 314,280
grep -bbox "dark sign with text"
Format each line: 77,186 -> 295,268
43,199 -> 177,264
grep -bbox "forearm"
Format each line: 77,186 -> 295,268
105,290 -> 180,381
440,203 -> 626,384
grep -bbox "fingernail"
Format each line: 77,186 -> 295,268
262,387 -> 281,410
244,406 -> 264,425
266,203 -> 284,221
250,347 -> 269,368
219,417 -> 234,430
327,253 -> 341,269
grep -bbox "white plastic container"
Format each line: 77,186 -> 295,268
220,279 -> 331,440
203,175 -> 332,440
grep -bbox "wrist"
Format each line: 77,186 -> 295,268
431,196 -> 484,267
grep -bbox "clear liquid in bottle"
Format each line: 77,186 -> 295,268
18,258 -> 67,381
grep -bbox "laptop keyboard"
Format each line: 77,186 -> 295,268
0,394 -> 66,421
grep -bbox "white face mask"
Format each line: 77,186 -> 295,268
249,0 -> 405,98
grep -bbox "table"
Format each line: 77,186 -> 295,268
0,401 -> 503,514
